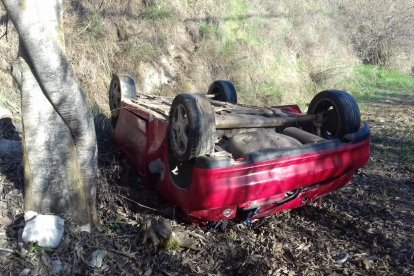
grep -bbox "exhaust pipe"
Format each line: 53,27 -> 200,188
283,127 -> 326,144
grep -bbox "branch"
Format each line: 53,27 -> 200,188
0,247 -> 14,253
97,0 -> 105,11
116,194 -> 160,213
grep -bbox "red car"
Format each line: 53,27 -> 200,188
109,74 -> 370,223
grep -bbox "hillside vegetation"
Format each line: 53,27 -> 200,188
0,1 -> 414,275
1,0 -> 414,117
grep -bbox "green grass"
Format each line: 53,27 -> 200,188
199,22 -> 220,40
141,3 -> 173,21
347,65 -> 414,99
346,65 -> 414,167
165,239 -> 181,251
83,13 -> 105,43
219,0 -> 264,50
226,235 -> 239,245
196,0 -> 330,106
121,42 -> 164,65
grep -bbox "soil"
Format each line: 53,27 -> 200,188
0,91 -> 413,275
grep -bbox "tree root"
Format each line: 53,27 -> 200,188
141,217 -> 201,251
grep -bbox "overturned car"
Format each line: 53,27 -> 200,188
109,74 -> 370,223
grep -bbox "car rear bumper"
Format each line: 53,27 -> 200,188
159,124 -> 370,222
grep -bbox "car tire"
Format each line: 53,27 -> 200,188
109,74 -> 137,128
307,90 -> 360,139
207,80 -> 238,104
168,93 -> 216,161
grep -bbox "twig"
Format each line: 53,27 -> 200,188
107,248 -> 138,259
116,194 -> 159,213
97,147 -> 122,156
93,233 -> 139,238
90,246 -> 139,260
77,20 -> 94,36
187,232 -> 207,243
97,0 -> 105,11
387,209 -> 396,220
5,99 -> 19,113
0,247 -> 14,253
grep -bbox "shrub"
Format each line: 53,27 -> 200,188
340,0 -> 414,68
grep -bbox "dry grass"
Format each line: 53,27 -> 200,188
341,0 -> 414,70
62,0 -> 360,111
0,0 -> 410,113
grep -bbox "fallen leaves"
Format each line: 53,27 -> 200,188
0,92 -> 413,275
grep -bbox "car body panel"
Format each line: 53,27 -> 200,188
113,99 -> 370,222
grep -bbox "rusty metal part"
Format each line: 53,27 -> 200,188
225,131 -> 303,158
283,127 -> 326,144
215,113 -> 315,129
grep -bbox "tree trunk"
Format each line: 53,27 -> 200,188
2,0 -> 98,229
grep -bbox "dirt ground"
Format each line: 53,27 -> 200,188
0,90 -> 413,275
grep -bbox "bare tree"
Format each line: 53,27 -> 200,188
2,0 -> 98,235
341,0 -> 414,67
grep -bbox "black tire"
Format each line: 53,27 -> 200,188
109,74 -> 137,128
208,80 -> 238,104
307,90 -> 360,139
168,93 -> 216,161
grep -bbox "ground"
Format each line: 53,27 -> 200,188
0,90 -> 413,275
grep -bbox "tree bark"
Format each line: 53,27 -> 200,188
2,0 -> 98,228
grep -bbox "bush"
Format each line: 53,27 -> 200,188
341,0 -> 414,68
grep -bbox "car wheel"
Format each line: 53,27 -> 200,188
307,90 -> 360,139
208,80 -> 238,104
168,93 -> 216,161
109,74 -> 137,128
